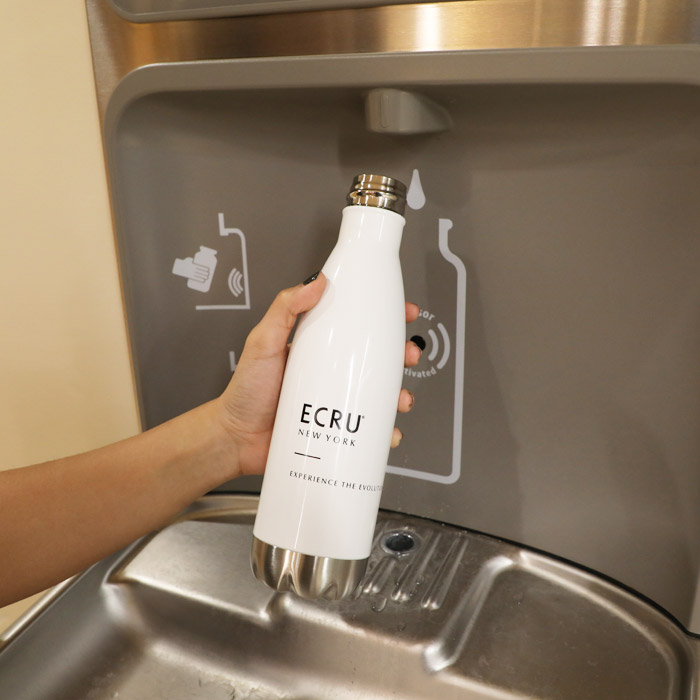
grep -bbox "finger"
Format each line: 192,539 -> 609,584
405,302 -> 420,323
390,426 -> 403,448
245,273 -> 327,357
397,389 -> 415,413
405,340 -> 422,368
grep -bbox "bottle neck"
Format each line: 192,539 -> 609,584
338,205 -> 405,255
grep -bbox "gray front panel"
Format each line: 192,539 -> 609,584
105,53 -> 700,627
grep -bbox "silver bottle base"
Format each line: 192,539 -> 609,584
251,536 -> 367,601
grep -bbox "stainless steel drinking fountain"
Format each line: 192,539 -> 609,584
2,1 -> 700,698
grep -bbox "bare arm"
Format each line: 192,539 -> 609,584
0,274 -> 420,606
0,400 -> 233,606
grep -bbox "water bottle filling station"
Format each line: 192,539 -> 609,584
2,0 -> 700,697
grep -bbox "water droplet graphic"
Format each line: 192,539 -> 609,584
407,169 -> 426,210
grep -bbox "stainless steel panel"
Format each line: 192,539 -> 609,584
86,0 -> 700,119
0,496 -> 697,698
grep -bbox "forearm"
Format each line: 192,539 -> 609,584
0,399 -> 238,607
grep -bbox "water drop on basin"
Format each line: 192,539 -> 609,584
372,596 -> 388,612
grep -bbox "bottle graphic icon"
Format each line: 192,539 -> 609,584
188,247 -> 217,292
173,215 -> 252,311
387,217 -> 466,485
172,246 -> 218,293
193,213 -> 251,311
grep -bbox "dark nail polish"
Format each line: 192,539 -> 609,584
410,334 -> 427,352
303,271 -> 321,285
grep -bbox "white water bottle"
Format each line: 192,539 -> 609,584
251,174 -> 407,600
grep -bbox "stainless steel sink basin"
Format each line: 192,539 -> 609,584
0,494 -> 697,699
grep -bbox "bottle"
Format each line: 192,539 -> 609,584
188,246 -> 217,293
251,173 -> 407,600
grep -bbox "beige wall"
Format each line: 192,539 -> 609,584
0,2 -> 140,627
0,1 -> 140,472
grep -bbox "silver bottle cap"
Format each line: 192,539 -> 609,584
251,536 -> 367,601
346,173 -> 407,216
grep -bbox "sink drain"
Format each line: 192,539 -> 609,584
381,530 -> 419,556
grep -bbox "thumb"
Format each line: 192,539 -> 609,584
245,273 -> 327,356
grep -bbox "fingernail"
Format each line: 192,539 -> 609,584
408,391 -> 415,409
410,335 -> 426,352
303,271 -> 321,285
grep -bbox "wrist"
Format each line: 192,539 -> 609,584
154,399 -> 241,495
200,398 -> 243,486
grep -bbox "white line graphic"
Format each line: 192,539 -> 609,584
387,218 -> 466,485
195,213 -> 251,311
436,322 -> 451,370
427,329 -> 439,361
228,268 -> 244,297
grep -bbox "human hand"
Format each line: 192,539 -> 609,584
217,273 -> 421,476
172,257 -> 210,284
